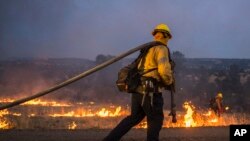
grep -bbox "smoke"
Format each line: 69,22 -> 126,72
1,0 -> 250,60
0,62 -> 54,98
0,58 -> 127,104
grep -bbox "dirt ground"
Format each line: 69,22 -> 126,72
0,126 -> 229,141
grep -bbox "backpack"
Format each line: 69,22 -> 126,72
209,97 -> 223,109
116,41 -> 166,93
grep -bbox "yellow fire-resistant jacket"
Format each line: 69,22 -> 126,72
138,45 -> 173,86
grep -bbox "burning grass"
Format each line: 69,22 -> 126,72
1,98 -> 250,130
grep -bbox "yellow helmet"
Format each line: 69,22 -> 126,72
217,93 -> 223,98
152,23 -> 172,39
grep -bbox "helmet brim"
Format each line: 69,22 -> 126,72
152,29 -> 172,39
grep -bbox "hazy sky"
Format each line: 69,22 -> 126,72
1,0 -> 250,60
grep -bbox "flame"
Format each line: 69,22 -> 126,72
183,101 -> 196,127
203,110 -> 212,116
136,120 -> 147,129
22,99 -> 71,107
203,109 -> 219,123
68,121 -> 77,129
209,118 -> 218,123
1,97 -> 249,129
49,106 -> 124,117
0,98 -> 71,107
0,98 -> 14,103
0,120 -> 9,129
28,113 -> 36,117
0,109 -> 10,116
0,110 -> 13,129
97,106 -> 122,117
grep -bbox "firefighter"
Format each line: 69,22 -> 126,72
209,92 -> 224,117
103,23 -> 174,141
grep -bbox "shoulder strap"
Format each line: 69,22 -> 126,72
132,41 -> 166,66
139,43 -> 174,76
140,68 -> 157,75
138,41 -> 166,68
129,41 -> 168,76
167,46 -> 172,62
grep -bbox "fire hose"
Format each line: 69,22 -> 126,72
0,41 -> 165,111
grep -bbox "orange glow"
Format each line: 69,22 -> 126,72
68,121 -> 77,129
204,109 -> 219,123
136,120 -> 147,129
0,98 -> 71,107
183,101 -> 196,127
22,99 -> 71,107
49,106 -> 124,117
1,97 -> 249,129
0,110 -> 13,129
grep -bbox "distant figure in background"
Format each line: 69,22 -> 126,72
209,92 -> 224,117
